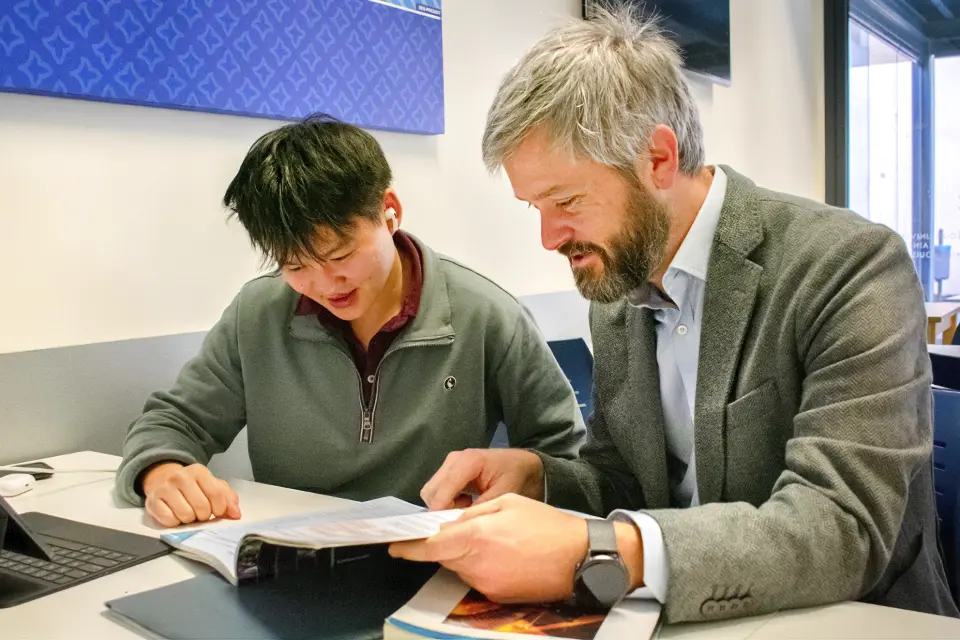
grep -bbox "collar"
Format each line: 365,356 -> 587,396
668,165 -> 727,281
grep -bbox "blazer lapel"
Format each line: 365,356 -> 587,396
625,307 -> 670,509
693,166 -> 764,505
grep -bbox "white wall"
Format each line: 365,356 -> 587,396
698,0 -> 825,202
0,0 -> 824,355
0,0 -> 581,356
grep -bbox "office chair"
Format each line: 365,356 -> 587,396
489,338 -> 595,449
547,338 -> 595,422
932,386 -> 960,605
930,347 -> 960,391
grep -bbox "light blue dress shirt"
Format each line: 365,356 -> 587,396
609,166 -> 728,602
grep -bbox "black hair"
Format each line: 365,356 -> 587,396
222,113 -> 392,266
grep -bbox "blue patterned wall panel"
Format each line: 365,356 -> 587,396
0,0 -> 444,134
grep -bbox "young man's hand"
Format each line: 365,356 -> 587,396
142,462 -> 241,527
419,448 -> 545,511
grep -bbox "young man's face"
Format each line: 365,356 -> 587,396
280,212 -> 398,322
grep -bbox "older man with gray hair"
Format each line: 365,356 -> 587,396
390,5 -> 959,624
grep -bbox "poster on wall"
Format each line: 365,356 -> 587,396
0,0 -> 444,134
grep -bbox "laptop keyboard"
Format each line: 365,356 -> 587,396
0,537 -> 136,586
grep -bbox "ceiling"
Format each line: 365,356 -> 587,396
853,0 -> 960,58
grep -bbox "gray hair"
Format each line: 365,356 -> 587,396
481,3 -> 705,177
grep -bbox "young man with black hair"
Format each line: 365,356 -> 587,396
114,114 -> 586,527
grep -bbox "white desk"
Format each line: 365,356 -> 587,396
1,451 -> 350,639
3,452 -> 960,640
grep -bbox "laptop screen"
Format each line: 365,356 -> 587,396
0,495 -> 55,561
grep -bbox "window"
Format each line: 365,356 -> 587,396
825,0 -> 960,303
934,55 -> 960,300
848,21 -> 915,256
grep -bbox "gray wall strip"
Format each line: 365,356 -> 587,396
0,291 -> 590,476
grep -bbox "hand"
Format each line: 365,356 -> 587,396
421,448 -> 545,511
142,462 -> 241,527
389,494 -> 597,604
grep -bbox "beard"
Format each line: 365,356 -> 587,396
558,182 -> 670,303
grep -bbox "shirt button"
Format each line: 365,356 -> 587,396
366,375 -> 375,384
676,324 -> 688,336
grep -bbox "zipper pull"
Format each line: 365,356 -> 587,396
360,411 -> 374,443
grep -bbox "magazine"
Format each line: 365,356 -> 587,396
385,568 -> 662,640
159,496 -> 462,585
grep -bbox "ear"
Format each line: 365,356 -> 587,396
643,124 -> 681,192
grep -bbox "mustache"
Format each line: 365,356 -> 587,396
557,241 -> 607,260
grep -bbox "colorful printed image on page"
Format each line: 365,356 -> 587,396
442,589 -> 608,640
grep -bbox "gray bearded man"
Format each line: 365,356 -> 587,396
389,5 -> 959,624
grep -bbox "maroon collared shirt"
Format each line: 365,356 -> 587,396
294,231 -> 423,406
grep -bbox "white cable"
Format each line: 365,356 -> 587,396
0,466 -> 117,474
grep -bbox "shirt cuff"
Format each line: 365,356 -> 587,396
608,509 -> 668,603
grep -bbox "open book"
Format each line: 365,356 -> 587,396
385,569 -> 662,640
159,496 -> 461,585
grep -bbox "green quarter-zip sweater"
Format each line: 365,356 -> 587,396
115,234 -> 586,506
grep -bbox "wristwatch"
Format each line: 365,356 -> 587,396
572,519 -> 631,610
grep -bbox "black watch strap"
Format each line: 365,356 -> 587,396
574,519 -> 629,610
586,519 -> 618,557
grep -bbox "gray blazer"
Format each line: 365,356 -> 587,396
539,166 -> 959,623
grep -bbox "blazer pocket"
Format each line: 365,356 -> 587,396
725,378 -> 779,433
724,378 -> 784,504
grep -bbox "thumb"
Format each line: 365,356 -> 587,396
225,489 -> 242,519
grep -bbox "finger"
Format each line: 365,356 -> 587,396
158,490 -> 197,524
419,457 -> 460,510
387,540 -> 428,561
422,453 -> 484,511
176,479 -> 213,522
421,452 -> 479,510
195,472 -> 228,518
223,480 -> 242,519
447,497 -> 503,526
389,522 -> 475,563
146,495 -> 178,528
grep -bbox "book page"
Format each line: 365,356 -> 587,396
250,508 -> 463,548
161,496 -> 424,583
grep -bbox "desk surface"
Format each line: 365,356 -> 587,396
3,452 -> 960,640
925,302 -> 960,322
929,344 -> 960,357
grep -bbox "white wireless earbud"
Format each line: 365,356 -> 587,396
385,207 -> 398,232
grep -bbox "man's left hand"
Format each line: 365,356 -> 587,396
389,494 -> 589,603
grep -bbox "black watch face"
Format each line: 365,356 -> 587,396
580,558 -> 629,608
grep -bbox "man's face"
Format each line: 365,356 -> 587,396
280,216 -> 397,321
504,128 -> 671,303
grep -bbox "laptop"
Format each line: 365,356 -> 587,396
0,493 -> 171,608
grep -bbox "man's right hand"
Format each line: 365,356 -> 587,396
421,449 -> 545,511
142,462 -> 241,527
